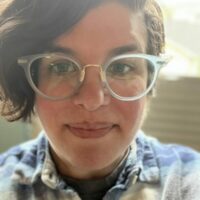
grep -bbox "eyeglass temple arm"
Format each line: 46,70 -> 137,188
158,54 -> 172,67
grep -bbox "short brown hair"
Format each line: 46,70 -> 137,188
0,0 -> 165,121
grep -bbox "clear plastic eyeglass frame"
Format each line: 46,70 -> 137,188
18,53 -> 170,101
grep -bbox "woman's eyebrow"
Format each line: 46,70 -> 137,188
108,44 -> 140,57
44,45 -> 77,57
43,43 -> 141,60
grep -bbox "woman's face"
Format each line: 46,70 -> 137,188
35,2 -> 147,179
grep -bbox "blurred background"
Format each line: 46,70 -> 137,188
0,0 -> 200,152
142,0 -> 200,150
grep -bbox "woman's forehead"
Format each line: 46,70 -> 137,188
53,2 -> 147,62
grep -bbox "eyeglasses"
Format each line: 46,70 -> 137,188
18,53 -> 169,101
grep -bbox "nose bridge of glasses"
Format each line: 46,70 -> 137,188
80,64 -> 106,82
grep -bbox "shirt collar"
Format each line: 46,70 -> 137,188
135,131 -> 160,183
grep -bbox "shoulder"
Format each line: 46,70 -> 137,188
0,137 -> 40,168
137,132 -> 200,181
137,132 -> 200,168
0,134 -> 46,196
147,135 -> 200,167
135,133 -> 200,199
148,135 -> 200,196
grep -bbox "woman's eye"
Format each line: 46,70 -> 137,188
48,61 -> 77,75
108,63 -> 134,77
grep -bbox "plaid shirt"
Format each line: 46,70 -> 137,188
0,130 -> 200,200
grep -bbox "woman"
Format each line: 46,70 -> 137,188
0,0 -> 200,199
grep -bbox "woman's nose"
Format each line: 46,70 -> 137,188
72,67 -> 110,111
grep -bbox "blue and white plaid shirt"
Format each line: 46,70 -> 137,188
0,130 -> 200,200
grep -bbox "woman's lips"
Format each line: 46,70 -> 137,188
67,123 -> 115,139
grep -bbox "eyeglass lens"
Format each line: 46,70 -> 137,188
29,55 -> 154,99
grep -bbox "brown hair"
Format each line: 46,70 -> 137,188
0,0 -> 165,121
